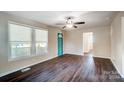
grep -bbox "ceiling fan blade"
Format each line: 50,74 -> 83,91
55,23 -> 65,25
73,25 -> 78,28
74,22 -> 85,24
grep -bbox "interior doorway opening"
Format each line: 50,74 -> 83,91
83,32 -> 93,55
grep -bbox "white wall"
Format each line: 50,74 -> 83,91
111,12 -> 124,77
63,26 -> 111,58
122,17 -> 124,77
0,13 -> 61,77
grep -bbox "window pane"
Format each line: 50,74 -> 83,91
35,29 -> 48,42
9,42 -> 31,59
36,42 -> 47,54
9,23 -> 31,41
35,29 -> 48,55
8,23 -> 32,59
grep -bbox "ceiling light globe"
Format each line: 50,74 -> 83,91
66,24 -> 73,28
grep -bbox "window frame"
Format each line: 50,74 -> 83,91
8,21 -> 48,61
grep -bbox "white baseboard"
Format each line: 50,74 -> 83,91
93,55 -> 111,59
111,59 -> 124,78
0,56 -> 58,77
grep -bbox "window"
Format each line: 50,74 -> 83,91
35,29 -> 48,55
8,22 -> 48,60
8,23 -> 32,59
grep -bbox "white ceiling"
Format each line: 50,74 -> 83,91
5,11 -> 116,30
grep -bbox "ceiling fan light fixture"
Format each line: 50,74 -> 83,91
57,16 -> 85,29
66,24 -> 73,28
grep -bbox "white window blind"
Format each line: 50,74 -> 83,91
35,29 -> 48,55
8,22 -> 48,61
9,23 -> 32,59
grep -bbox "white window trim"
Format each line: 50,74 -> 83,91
8,21 -> 48,62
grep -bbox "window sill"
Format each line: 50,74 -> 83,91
8,52 -> 48,62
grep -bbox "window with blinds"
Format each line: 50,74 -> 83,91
35,29 -> 48,55
8,22 -> 48,60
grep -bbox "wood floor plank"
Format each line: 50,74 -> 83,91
0,54 -> 124,82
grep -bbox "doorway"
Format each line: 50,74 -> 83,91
58,33 -> 63,56
83,32 -> 93,55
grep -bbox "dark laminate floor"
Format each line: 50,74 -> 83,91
0,54 -> 124,82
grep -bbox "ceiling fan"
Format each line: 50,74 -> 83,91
56,17 -> 85,29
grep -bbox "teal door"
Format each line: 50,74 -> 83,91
58,33 -> 63,56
